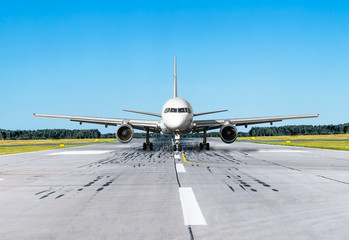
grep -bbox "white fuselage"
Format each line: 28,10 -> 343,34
160,97 -> 193,135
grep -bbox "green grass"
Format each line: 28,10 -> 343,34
0,138 -> 117,146
236,134 -> 349,151
0,138 -> 117,155
0,144 -> 88,155
237,134 -> 349,141
259,141 -> 349,151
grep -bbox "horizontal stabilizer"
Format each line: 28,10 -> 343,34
123,110 -> 161,117
194,110 -> 228,117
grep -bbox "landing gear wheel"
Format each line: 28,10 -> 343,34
178,144 -> 182,152
143,143 -> 147,150
173,145 -> 177,151
149,143 -> 153,151
199,143 -> 203,150
206,143 -> 210,150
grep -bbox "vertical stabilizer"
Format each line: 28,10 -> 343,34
174,56 -> 177,98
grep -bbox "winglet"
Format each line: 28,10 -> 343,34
174,56 -> 177,98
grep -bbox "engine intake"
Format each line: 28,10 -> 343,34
116,124 -> 134,143
220,124 -> 238,143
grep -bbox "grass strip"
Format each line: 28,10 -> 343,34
258,141 -> 349,151
0,138 -> 117,146
237,134 -> 349,141
0,144 -> 89,155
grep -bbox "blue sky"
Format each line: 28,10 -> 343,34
1,1 -> 348,133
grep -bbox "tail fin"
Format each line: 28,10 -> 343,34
174,56 -> 177,98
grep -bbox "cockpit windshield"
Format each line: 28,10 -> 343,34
164,108 -> 191,113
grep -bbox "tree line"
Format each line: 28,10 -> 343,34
0,129 -> 183,140
207,122 -> 349,137
1,122 -> 348,140
244,122 -> 349,137
0,129 -> 102,140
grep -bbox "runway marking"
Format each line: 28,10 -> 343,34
47,150 -> 112,155
179,187 -> 207,226
174,154 -> 180,159
176,163 -> 186,172
0,179 -> 4,181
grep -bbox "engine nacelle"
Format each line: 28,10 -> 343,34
220,124 -> 238,144
116,124 -> 134,143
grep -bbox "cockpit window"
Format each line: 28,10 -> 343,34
165,108 -> 191,113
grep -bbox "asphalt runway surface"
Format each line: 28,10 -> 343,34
1,138 -> 349,240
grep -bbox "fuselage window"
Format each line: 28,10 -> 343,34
178,108 -> 185,113
170,108 -> 177,113
185,108 -> 191,113
164,108 -> 170,113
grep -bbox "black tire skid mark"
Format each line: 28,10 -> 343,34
222,167 -> 265,193
38,186 -> 65,199
39,191 -> 56,199
211,152 -> 244,165
75,171 -> 126,215
223,154 -> 281,192
240,171 -> 279,192
95,177 -> 117,193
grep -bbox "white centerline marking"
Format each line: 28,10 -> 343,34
0,179 -> 4,181
176,164 -> 186,173
47,150 -> 112,155
179,187 -> 207,226
174,154 -> 180,159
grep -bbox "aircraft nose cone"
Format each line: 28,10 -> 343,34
165,120 -> 181,130
164,116 -> 187,131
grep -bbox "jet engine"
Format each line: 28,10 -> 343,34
116,124 -> 134,143
220,124 -> 238,143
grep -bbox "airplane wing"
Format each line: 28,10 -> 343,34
193,110 -> 228,117
33,113 -> 161,132
193,114 -> 319,131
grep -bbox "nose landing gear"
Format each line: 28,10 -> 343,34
173,134 -> 182,151
143,128 -> 153,150
173,143 -> 182,151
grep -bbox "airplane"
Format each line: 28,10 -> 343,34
34,57 -> 319,151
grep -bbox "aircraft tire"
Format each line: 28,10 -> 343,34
149,143 -> 153,151
206,143 -> 210,150
143,143 -> 147,150
199,143 -> 203,150
178,144 -> 182,151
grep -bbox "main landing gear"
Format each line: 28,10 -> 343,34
173,134 -> 182,151
199,129 -> 210,150
143,128 -> 153,151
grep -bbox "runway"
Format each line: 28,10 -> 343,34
1,138 -> 349,240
